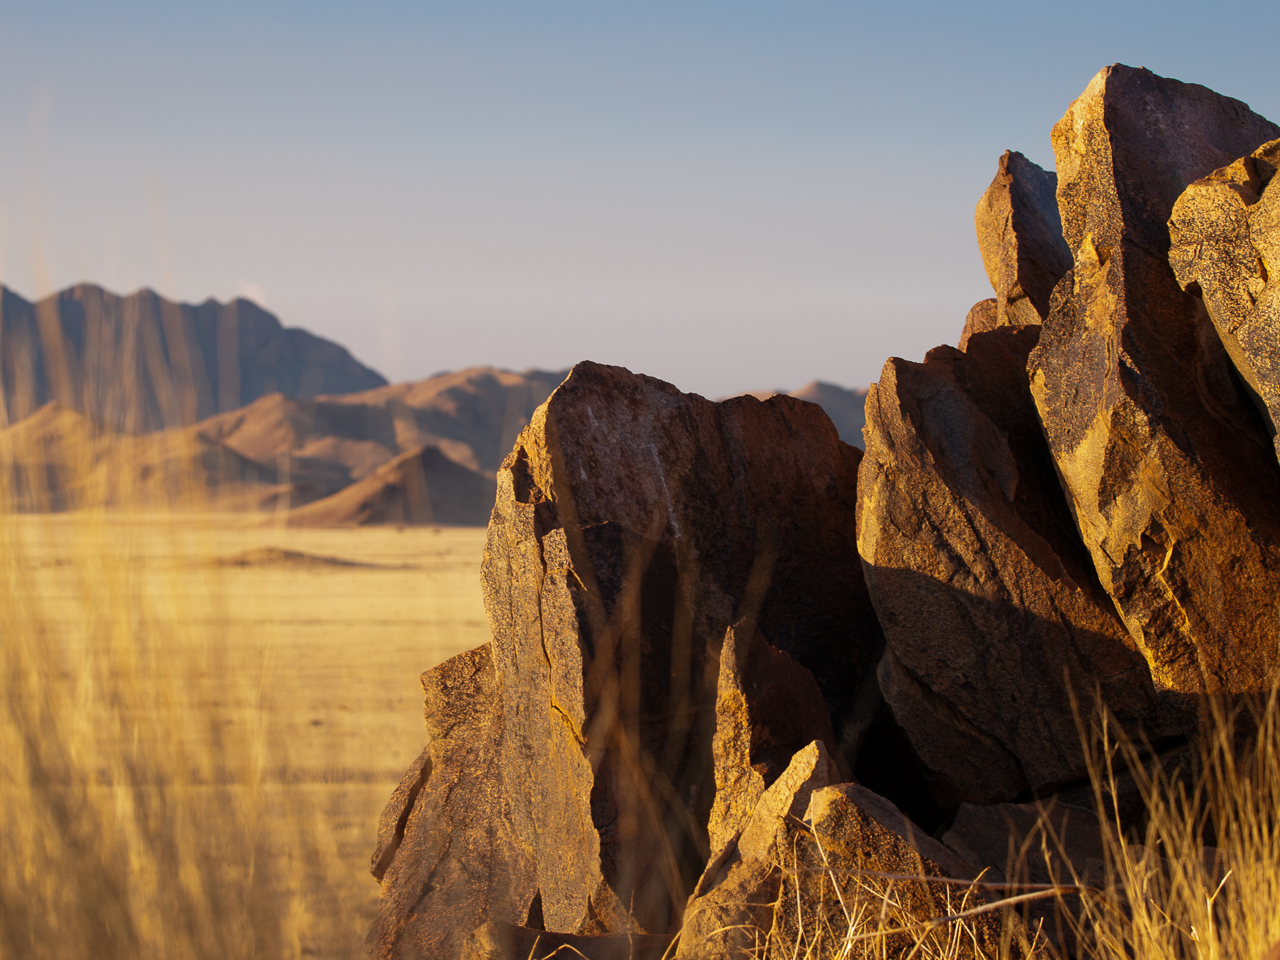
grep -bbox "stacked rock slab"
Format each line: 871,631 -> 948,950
480,361 -> 884,934
705,618 -> 842,855
962,151 -> 1073,347
858,325 -> 1175,806
367,645 -> 537,960
1028,64 -> 1280,693
1170,138 -> 1280,460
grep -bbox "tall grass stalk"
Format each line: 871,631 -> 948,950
0,405 -> 355,957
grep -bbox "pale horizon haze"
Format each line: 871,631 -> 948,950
0,1 -> 1276,397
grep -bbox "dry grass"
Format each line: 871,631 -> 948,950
0,509 -> 488,959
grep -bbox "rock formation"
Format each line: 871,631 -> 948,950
974,151 -> 1073,330
1169,138 -> 1280,458
858,325 -> 1178,806
372,63 -> 1280,960
1028,64 -> 1280,694
478,360 -> 883,934
367,645 -> 536,960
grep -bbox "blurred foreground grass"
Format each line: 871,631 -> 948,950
0,511 -> 487,960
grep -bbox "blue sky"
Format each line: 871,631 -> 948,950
0,1 -> 1276,395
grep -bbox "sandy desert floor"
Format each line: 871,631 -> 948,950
6,513 -> 490,957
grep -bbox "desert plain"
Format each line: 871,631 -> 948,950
3,511 -> 489,958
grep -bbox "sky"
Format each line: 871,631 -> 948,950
0,1 -> 1276,397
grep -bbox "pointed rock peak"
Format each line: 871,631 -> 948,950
708,619 -> 841,855
975,149 -> 1072,328
1052,63 -> 1280,258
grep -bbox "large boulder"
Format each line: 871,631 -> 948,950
366,644 -> 537,960
1027,64 -> 1280,694
858,325 -> 1174,805
481,361 -> 884,933
1169,138 -> 1280,459
974,151 -> 1072,330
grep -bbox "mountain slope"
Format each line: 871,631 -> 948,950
0,283 -> 386,431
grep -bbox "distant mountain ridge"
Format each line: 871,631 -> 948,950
0,283 -> 386,431
0,366 -> 569,523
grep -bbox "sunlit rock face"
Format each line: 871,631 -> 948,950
1029,64 -> 1280,695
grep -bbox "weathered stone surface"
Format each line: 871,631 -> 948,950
367,644 -> 537,960
975,151 -> 1072,329
958,298 -> 998,349
858,325 -> 1173,805
770,783 -> 1001,960
706,618 -> 841,855
482,361 -> 884,933
462,922 -> 674,960
1029,64 -> 1280,694
1170,139 -> 1280,457
677,742 -> 837,960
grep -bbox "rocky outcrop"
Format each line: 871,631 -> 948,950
371,64 -> 1280,960
1169,138 -> 1280,457
481,360 -> 884,933
858,324 -> 1175,805
975,151 -> 1072,330
367,644 -> 537,960
1028,64 -> 1280,694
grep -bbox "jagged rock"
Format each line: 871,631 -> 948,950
1028,64 -> 1280,694
958,298 -> 999,349
706,618 -> 842,855
975,151 -> 1072,329
770,783 -> 1002,960
858,325 -> 1172,805
1169,138 -> 1280,457
462,922 -> 674,960
677,741 -> 837,960
481,361 -> 884,933
367,644 -> 537,960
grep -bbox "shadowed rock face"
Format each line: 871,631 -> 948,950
706,619 -> 841,856
974,151 -> 1072,330
1029,64 -> 1280,694
858,326 -> 1175,805
367,645 -> 537,960
1169,139 -> 1280,459
481,361 -> 884,934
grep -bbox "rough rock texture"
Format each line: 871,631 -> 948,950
975,151 -> 1073,328
1028,63 -> 1280,694
481,361 -> 884,934
770,783 -> 1000,960
1169,138 -> 1280,457
858,325 -> 1173,805
706,619 -> 841,855
462,923 -> 674,960
367,645 -> 537,960
677,742 -> 837,960
958,298 -> 999,349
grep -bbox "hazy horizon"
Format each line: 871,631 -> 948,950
0,1 -> 1276,397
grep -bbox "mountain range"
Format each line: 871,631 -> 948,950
0,283 -> 868,524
